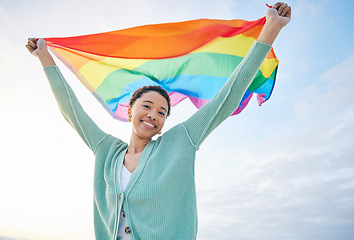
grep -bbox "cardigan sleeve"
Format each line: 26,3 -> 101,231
181,41 -> 272,150
44,65 -> 109,153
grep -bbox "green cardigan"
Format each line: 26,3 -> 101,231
44,41 -> 271,240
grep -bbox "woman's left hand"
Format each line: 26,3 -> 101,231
267,2 -> 291,28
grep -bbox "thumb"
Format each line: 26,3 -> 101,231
37,38 -> 47,50
32,38 -> 48,57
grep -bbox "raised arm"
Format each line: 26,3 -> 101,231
182,3 -> 291,149
26,38 -> 110,153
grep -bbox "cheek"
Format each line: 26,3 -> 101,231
159,117 -> 166,127
131,107 -> 143,118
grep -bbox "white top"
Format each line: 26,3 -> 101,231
117,165 -> 132,240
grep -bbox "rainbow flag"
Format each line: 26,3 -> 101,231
44,17 -> 278,121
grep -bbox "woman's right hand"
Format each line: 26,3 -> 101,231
26,38 -> 48,57
26,38 -> 56,67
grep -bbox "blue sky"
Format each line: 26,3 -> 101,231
0,0 -> 353,239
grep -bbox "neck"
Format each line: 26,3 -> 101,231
128,133 -> 151,154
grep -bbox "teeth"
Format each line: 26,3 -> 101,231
143,121 -> 154,127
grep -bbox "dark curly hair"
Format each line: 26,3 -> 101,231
129,86 -> 171,117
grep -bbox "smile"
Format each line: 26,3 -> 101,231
142,120 -> 156,128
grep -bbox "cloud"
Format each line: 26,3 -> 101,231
197,140 -> 354,240
294,53 -> 354,119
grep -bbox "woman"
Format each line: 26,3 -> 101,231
26,2 -> 291,240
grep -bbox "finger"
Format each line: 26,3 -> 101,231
281,5 -> 291,16
28,40 -> 37,49
273,2 -> 284,9
26,44 -> 35,53
28,37 -> 38,42
284,6 -> 292,18
27,39 -> 35,47
278,3 -> 288,15
27,38 -> 38,46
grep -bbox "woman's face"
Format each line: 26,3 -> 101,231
129,91 -> 168,140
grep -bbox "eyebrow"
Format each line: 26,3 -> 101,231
143,100 -> 167,112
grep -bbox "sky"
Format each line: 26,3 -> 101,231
0,0 -> 353,239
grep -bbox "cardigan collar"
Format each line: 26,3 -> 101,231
116,140 -> 155,196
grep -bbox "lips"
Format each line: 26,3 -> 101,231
141,120 -> 156,129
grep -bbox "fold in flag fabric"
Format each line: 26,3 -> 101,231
44,17 -> 278,121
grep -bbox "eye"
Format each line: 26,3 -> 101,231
142,105 -> 151,109
158,111 -> 166,116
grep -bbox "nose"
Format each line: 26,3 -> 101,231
147,112 -> 156,121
